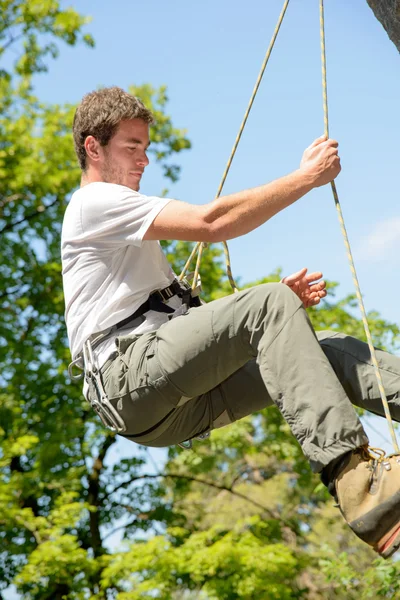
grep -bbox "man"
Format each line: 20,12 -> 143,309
62,86 -> 400,558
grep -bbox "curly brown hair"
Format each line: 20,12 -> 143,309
73,86 -> 154,170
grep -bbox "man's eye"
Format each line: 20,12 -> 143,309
127,147 -> 136,151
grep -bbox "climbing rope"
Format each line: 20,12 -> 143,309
179,0 -> 399,453
179,0 -> 291,292
319,0 -> 399,452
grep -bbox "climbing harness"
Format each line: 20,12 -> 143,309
68,277 -> 202,433
178,0 -> 399,453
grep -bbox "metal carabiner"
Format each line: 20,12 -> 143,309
83,339 -> 127,434
68,357 -> 84,381
83,339 -> 96,376
178,430 -> 210,450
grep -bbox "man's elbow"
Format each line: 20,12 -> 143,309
204,221 -> 229,243
193,217 -> 227,243
198,207 -> 229,243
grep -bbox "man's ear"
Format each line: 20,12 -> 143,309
84,135 -> 101,162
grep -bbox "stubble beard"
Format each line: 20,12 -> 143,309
100,154 -> 139,191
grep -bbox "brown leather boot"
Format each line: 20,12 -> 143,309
335,446 -> 400,558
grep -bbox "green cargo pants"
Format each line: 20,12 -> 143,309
99,283 -> 400,472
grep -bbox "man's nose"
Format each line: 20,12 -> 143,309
137,150 -> 149,167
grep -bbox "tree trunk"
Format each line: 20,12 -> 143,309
87,434 -> 116,557
367,0 -> 400,52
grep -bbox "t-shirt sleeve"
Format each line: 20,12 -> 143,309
81,184 -> 173,247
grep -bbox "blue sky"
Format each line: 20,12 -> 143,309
4,1 -> 400,595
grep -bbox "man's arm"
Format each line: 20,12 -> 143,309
144,136 -> 340,243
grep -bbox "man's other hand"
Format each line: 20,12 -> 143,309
281,268 -> 327,308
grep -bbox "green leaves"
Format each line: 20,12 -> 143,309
0,7 -> 195,593
100,521 -> 306,600
131,83 -> 191,185
0,0 -> 94,78
16,534 -> 97,599
317,544 -> 400,599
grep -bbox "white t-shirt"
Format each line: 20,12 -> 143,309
61,182 -> 179,365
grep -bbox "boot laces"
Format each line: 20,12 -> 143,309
358,445 -> 387,463
333,446 -> 389,507
358,445 -> 400,489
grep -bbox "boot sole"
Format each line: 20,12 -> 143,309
375,521 -> 400,559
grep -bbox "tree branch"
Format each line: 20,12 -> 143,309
0,33 -> 24,54
15,516 -> 41,545
102,520 -> 136,543
0,193 -> 24,211
0,197 -> 59,234
111,472 -> 281,521
102,515 -> 162,544
87,434 -> 116,557
0,285 -> 23,301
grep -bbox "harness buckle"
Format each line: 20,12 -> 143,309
158,286 -> 174,301
68,278 -> 204,436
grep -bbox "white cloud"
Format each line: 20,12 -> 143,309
358,217 -> 400,261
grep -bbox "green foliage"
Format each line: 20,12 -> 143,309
308,281 -> 400,352
0,0 -> 94,78
131,83 -> 191,185
0,4 -> 192,598
316,545 -> 400,599
100,520 -> 307,599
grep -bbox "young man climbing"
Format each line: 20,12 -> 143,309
62,86 -> 400,558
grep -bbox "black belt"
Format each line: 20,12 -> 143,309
115,280 -> 200,330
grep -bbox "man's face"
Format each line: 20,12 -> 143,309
98,119 -> 150,191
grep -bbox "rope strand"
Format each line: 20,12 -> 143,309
319,0 -> 399,453
179,0 -> 291,290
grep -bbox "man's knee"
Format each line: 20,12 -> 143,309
316,330 -> 343,344
317,331 -> 348,358
242,282 -> 301,308
229,283 -> 303,333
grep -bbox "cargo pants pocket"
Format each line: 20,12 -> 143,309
101,333 -> 180,436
